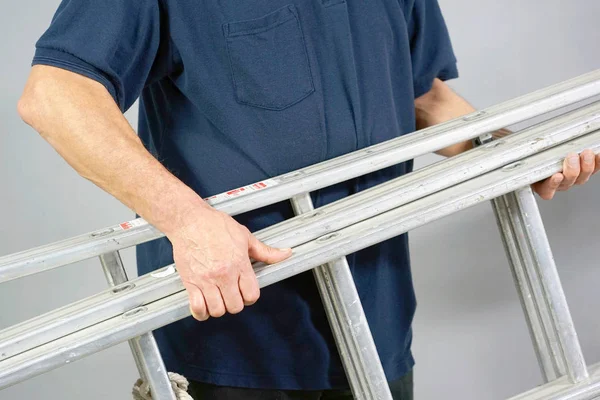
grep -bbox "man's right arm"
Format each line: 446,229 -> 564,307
18,65 -> 292,320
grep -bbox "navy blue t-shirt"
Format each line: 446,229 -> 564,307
32,0 -> 458,390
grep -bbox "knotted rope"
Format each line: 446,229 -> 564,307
132,372 -> 194,400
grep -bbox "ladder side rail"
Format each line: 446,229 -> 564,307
4,116 -> 598,362
3,72 -> 600,282
2,133 -> 599,389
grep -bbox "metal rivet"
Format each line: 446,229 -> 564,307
317,232 -> 339,243
503,161 -> 523,171
486,140 -> 505,149
91,228 -> 114,237
123,307 -> 147,318
151,265 -> 177,278
303,211 -> 321,220
463,111 -> 486,121
281,172 -> 302,181
111,283 -> 135,294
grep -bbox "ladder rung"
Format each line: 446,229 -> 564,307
503,188 -> 587,383
493,195 -> 568,381
99,252 -> 177,400
291,194 -> 392,400
508,362 -> 600,400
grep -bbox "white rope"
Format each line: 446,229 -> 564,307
132,372 -> 194,400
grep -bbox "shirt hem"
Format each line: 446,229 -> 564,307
168,355 -> 415,391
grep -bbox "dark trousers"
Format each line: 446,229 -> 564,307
188,370 -> 413,400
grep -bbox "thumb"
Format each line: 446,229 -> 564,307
248,234 -> 292,264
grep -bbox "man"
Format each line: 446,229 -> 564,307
18,0 -> 598,399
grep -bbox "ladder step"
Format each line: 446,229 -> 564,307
492,195 -> 568,381
291,193 -> 392,400
494,188 -> 587,383
99,252 -> 177,400
508,362 -> 600,400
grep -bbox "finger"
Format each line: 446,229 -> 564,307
248,234 -> 292,264
532,173 -> 564,200
594,153 -> 600,175
239,262 -> 260,306
199,283 -> 227,318
218,274 -> 245,314
575,150 -> 595,185
558,153 -> 580,190
183,281 -> 209,321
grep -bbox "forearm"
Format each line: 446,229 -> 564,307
415,78 -> 477,157
18,66 -> 208,236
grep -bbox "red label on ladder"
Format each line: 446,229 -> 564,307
119,219 -> 146,231
203,179 -> 278,206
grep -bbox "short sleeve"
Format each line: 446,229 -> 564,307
405,0 -> 459,98
32,0 -> 164,112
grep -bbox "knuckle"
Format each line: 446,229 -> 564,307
190,305 -> 207,320
211,307 -> 226,318
245,290 -> 260,304
260,247 -> 273,258
191,306 -> 206,318
228,303 -> 244,314
208,263 -> 231,279
238,226 -> 251,238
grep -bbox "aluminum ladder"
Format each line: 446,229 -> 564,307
1,69 -> 600,399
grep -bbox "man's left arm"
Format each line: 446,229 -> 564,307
415,78 -> 600,199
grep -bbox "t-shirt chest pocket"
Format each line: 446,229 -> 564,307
223,5 -> 315,111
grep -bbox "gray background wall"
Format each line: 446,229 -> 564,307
0,0 -> 598,399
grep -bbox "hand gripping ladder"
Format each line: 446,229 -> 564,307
1,69 -> 600,400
